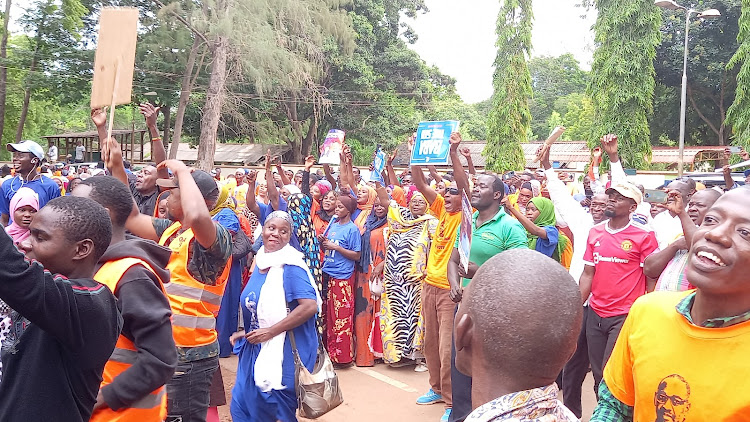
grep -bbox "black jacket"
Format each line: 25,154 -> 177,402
95,236 -> 177,411
0,229 -> 121,422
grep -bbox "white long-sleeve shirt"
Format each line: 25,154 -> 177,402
545,167 -> 593,283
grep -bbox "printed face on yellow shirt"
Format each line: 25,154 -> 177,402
654,374 -> 691,422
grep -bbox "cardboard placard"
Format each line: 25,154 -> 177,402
90,7 -> 139,109
410,120 -> 460,165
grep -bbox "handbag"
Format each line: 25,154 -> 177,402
369,275 -> 384,297
288,330 -> 344,418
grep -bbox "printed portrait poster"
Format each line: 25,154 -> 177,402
319,129 -> 345,165
410,120 -> 460,165
459,190 -> 472,273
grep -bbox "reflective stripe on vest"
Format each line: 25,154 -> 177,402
159,222 -> 231,348
92,257 -> 168,422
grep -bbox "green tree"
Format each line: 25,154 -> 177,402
12,0 -> 87,143
528,54 -> 589,139
653,0 -> 741,146
560,93 -> 596,141
726,0 -> 750,149
589,0 -> 661,169
484,0 -> 533,172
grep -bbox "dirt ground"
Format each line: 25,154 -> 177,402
217,355 -> 598,422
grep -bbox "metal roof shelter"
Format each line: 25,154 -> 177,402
42,129 -> 148,163
142,142 -> 292,166
393,140 -> 730,171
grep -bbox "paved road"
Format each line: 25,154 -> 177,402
217,356 -> 598,421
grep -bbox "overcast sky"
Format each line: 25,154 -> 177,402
8,0 -> 596,105
403,0 -> 597,103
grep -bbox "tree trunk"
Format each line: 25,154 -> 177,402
284,98 -> 303,163
301,115 -> 317,159
162,104 -> 171,145
196,35 -> 227,171
0,0 -> 13,146
15,54 -> 38,142
171,37 -> 201,159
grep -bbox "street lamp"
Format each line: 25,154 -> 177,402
655,0 -> 720,177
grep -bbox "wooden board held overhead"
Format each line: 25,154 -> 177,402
90,7 -> 139,109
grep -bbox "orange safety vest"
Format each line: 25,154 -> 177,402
91,257 -> 168,422
159,221 -> 231,348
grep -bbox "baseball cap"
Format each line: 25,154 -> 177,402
606,182 -> 643,205
7,140 -> 44,160
156,170 -> 219,198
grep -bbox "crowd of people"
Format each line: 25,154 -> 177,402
0,104 -> 749,422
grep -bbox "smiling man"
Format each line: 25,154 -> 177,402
644,189 -> 722,292
578,182 -> 658,395
0,196 -> 120,421
1,140 -> 60,226
591,187 -> 750,421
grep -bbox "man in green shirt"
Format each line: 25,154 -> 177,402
446,173 -> 528,422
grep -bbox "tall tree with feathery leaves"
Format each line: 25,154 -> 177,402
483,0 -> 533,172
588,0 -> 661,169
727,0 -> 750,150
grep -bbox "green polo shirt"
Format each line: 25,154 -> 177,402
455,207 -> 528,287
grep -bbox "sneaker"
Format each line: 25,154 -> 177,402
416,389 -> 444,405
440,408 -> 452,422
415,361 -> 428,372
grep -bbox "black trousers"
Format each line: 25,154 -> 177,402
448,307 -> 472,422
562,305 -> 590,418
586,309 -> 627,397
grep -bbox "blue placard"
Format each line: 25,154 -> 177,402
370,146 -> 386,184
410,120 -> 460,165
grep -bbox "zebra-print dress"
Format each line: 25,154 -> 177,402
379,202 -> 437,364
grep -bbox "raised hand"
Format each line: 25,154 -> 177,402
449,131 -> 462,150
459,145 -> 471,158
265,150 -> 272,171
592,147 -> 603,162
246,169 -> 257,184
139,103 -> 161,129
91,108 -> 107,128
387,150 -> 397,165
156,159 -> 189,175
304,155 -> 315,171
600,134 -> 619,158
658,190 -> 685,215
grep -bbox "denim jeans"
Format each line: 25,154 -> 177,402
166,355 -> 220,422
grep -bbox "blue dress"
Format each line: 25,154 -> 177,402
230,265 -> 318,422
212,208 -> 243,357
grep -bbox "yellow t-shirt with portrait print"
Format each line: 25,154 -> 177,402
233,183 -> 249,211
603,290 -> 750,422
425,195 -> 462,290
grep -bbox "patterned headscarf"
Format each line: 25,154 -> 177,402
286,194 -> 323,315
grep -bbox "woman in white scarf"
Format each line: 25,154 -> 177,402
230,211 -> 322,422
